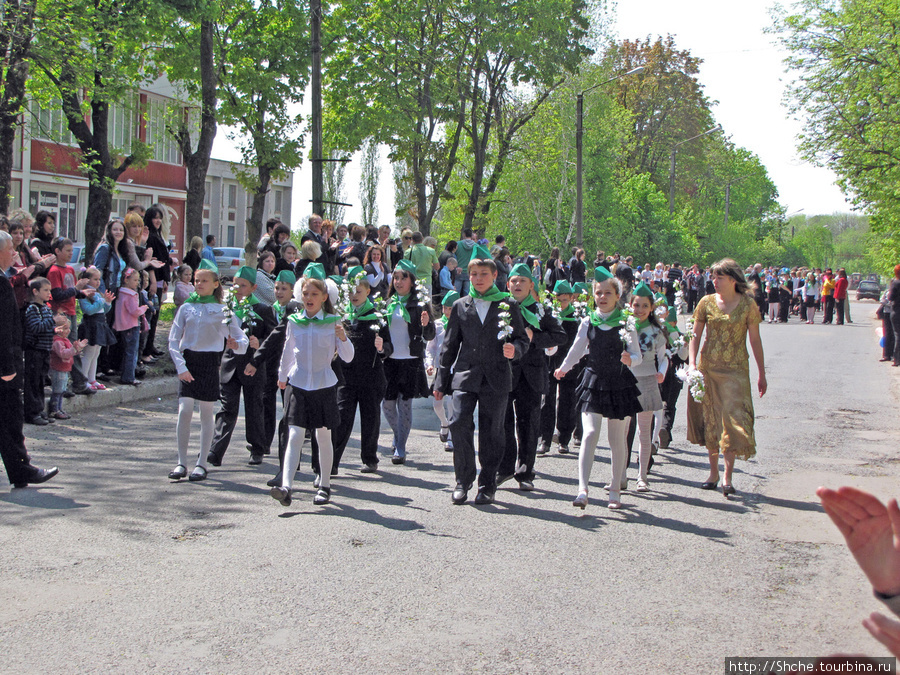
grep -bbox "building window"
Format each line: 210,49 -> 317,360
31,99 -> 77,146
29,190 -> 78,241
227,225 -> 235,247
146,97 -> 182,165
108,94 -> 138,153
274,189 -> 282,215
227,184 -> 237,208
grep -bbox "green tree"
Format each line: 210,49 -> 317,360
358,138 -> 380,227
772,0 -> 897,272
0,0 -> 37,213
218,0 -> 307,256
29,0 -> 156,257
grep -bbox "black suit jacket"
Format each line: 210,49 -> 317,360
220,300 -> 276,385
0,275 -> 22,379
249,300 -> 302,371
339,317 -> 393,389
435,295 -> 529,395
511,303 -> 567,394
389,292 -> 436,359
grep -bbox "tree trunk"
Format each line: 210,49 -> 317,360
245,163 -> 271,267
0,0 -> 36,214
182,19 -> 218,246
85,181 -> 113,263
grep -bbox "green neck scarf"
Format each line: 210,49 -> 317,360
350,299 -> 379,322
233,294 -> 260,323
558,305 -> 579,322
517,295 -> 541,329
288,311 -> 341,327
273,300 -> 287,323
441,314 -> 449,330
185,293 -> 219,304
635,318 -> 651,332
589,308 -> 625,328
469,284 -> 509,303
386,294 -> 411,323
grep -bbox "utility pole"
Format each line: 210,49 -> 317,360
310,0 -> 323,217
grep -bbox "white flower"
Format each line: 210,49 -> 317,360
676,366 -> 706,401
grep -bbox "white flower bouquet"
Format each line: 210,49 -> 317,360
676,366 -> 706,401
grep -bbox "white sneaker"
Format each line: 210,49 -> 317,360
444,440 -> 454,452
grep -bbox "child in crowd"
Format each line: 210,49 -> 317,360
168,260 -> 248,482
173,264 -> 194,308
246,269 -> 302,488
626,282 -> 668,492
554,267 -> 642,510
77,267 -> 116,391
113,268 -> 148,385
381,259 -> 435,465
49,313 -> 87,420
23,277 -> 56,425
271,272 -> 354,507
426,291 -> 458,450
47,237 -> 94,395
332,269 -> 393,473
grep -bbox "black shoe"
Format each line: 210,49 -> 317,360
723,484 -> 737,497
658,428 -> 671,449
496,473 -> 515,487
270,486 -> 292,507
95,373 -> 110,382
536,443 -> 550,456
134,367 -> 147,378
700,480 -> 719,490
452,482 -> 470,505
518,480 -> 535,491
73,387 -> 95,395
168,464 -> 188,480
206,453 -> 222,467
28,466 -> 59,486
313,486 -> 331,505
27,416 -> 49,426
62,390 -> 76,399
266,472 -> 283,488
248,454 -> 263,465
360,463 -> 378,473
474,487 -> 495,505
188,466 -> 208,482
391,455 -> 406,465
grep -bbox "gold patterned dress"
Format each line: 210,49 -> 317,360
686,294 -> 761,459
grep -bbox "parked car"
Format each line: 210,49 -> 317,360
213,247 -> 245,282
71,243 -> 87,278
856,280 -> 882,301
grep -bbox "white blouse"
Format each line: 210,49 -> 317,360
425,320 -> 446,369
168,302 -> 249,374
388,306 -> 413,360
278,309 -> 354,391
557,311 -> 642,375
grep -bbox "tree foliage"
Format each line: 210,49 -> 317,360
773,0 -> 900,272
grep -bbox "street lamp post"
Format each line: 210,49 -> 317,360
668,125 -> 723,215
575,66 -> 644,247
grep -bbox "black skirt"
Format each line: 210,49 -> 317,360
576,367 -> 643,420
179,349 -> 223,401
79,313 -> 117,347
384,357 -> 430,401
804,296 -> 817,308
285,384 -> 340,429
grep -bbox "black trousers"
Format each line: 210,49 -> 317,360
500,378 -> 543,481
262,367 -> 278,453
687,289 -> 699,313
892,310 -> 900,366
449,388 -> 509,490
0,370 -> 38,486
208,375 -> 267,462
660,366 -> 684,433
23,348 -> 49,420
539,375 -> 578,447
824,295 -> 835,323
835,298 -> 846,324
332,381 -> 383,471
143,287 -> 163,356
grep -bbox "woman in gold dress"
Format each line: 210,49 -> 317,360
687,259 -> 766,497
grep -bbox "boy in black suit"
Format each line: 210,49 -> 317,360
434,248 -> 529,506
498,263 -> 567,490
207,266 -> 276,467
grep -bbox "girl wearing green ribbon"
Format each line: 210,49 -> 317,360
167,263 -> 248,482
382,259 -> 435,465
271,275 -> 354,507
554,268 -> 642,510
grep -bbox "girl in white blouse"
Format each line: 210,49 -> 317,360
167,264 -> 248,482
272,275 -> 354,507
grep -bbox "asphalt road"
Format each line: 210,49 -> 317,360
2,298 -> 898,674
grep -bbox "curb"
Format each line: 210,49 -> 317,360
64,377 -> 180,413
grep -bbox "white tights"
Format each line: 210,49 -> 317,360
176,397 -> 216,468
432,396 -> 450,428
284,426 -> 332,490
652,409 -> 664,445
579,412 -> 630,500
82,345 -> 101,383
635,410 -> 655,482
